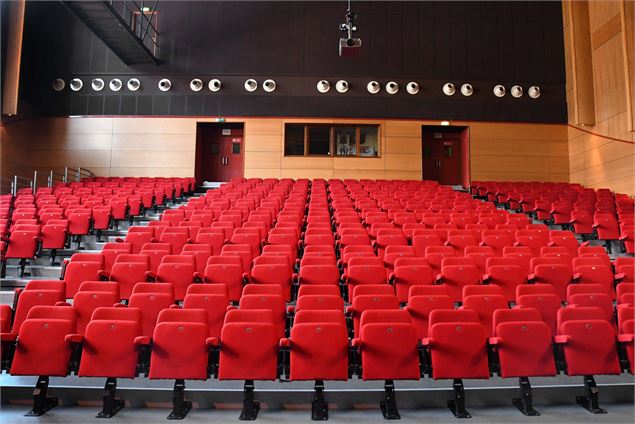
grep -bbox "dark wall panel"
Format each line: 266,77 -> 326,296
19,1 -> 567,122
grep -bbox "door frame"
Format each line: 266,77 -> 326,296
195,122 -> 245,184
421,125 -> 470,187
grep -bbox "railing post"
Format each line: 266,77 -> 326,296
76,167 -> 81,182
32,170 -> 37,195
11,176 -> 17,195
48,171 -> 53,187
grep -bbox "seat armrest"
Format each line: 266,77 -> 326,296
421,338 -> 432,347
388,272 -> 395,284
145,271 -> 155,281
435,274 -> 443,284
134,336 -> 151,346
193,272 -> 202,283
242,273 -> 250,284
279,337 -> 291,348
554,335 -> 570,344
226,305 -> 237,312
169,304 -> 182,310
0,333 -> 17,342
615,273 -> 626,282
115,237 -> 124,243
345,306 -> 353,316
488,336 -> 502,346
572,273 -> 581,282
97,270 -> 109,280
351,338 -> 361,348
287,305 -> 295,314
527,274 -> 536,283
206,337 -> 220,347
618,334 -> 634,343
481,274 -> 490,283
65,334 -> 83,344
55,301 -> 72,307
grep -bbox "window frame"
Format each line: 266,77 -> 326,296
283,123 -> 380,158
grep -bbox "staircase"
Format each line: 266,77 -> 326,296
62,1 -> 160,65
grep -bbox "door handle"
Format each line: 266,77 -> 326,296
225,157 -> 228,166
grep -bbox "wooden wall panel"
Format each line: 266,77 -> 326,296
563,0 -> 635,195
1,116 -> 570,184
567,0 -> 596,125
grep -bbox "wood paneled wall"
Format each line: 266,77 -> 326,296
1,116 -> 568,184
563,0 -> 635,195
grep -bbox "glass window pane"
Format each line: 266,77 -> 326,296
284,124 -> 305,156
334,126 -> 357,156
359,126 -> 379,157
232,143 -> 241,154
307,126 -> 331,155
210,143 -> 220,155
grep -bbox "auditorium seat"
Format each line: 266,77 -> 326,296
204,256 -> 247,302
423,309 -> 489,418
7,305 -> 77,416
73,282 -> 121,334
128,283 -> 175,337
148,308 -> 211,419
215,309 -> 279,420
353,309 -> 419,419
77,306 -> 147,418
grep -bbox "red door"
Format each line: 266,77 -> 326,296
422,127 -> 466,186
196,124 -> 244,183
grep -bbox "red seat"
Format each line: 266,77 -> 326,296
405,294 -> 454,339
437,264 -> 481,303
462,294 -> 509,337
128,283 -> 176,337
204,256 -> 247,302
349,294 -> 399,337
238,293 -> 286,339
390,263 -> 435,304
355,309 -> 420,381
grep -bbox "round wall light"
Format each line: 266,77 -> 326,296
52,79 -> 65,91
263,79 -> 276,92
336,80 -> 349,93
460,83 -> 474,96
244,79 -> 258,92
493,85 -> 506,97
208,79 -> 222,92
511,85 -> 523,98
367,81 -> 380,94
317,80 -> 330,93
386,81 -> 399,95
528,86 -> 541,98
69,78 -> 83,92
442,83 -> 456,96
158,78 -> 172,92
127,78 -> 141,91
91,78 -> 105,91
406,82 -> 419,95
190,78 -> 203,91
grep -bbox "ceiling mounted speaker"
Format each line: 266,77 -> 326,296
367,81 -> 380,94
442,83 -> 455,96
263,79 -> 276,92
109,78 -> 123,91
244,79 -> 258,92
493,85 -> 506,97
528,86 -> 541,98
190,78 -> 203,91
406,82 -> 419,95
511,85 -> 523,98
127,78 -> 141,91
317,80 -> 330,93
158,78 -> 172,92
91,78 -> 104,91
208,79 -> 222,92
386,81 -> 399,95
69,78 -> 83,92
336,80 -> 349,93
52,79 -> 65,91
460,83 -> 474,96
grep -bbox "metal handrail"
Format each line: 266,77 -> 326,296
11,175 -> 33,196
0,178 -> 13,195
66,167 -> 94,182
32,170 -> 50,195
107,0 -> 160,54
48,170 -> 67,187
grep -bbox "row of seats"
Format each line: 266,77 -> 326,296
470,181 -> 634,253
1,279 -> 632,419
0,177 -> 194,275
